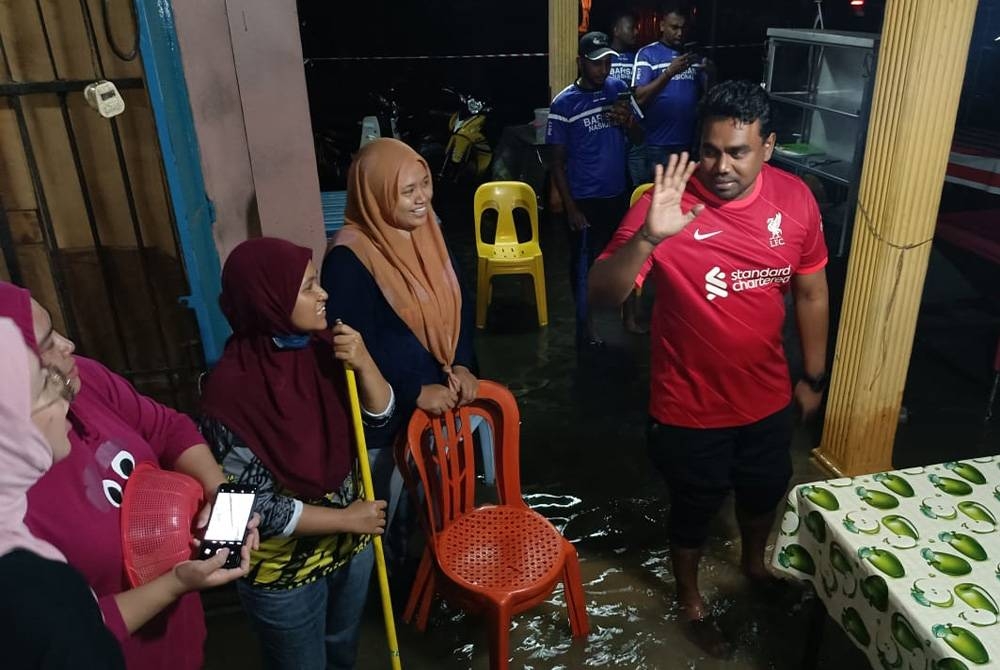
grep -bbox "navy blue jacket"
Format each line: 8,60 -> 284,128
321,244 -> 477,449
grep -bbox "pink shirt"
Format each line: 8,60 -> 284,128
600,164 -> 828,428
25,357 -> 207,669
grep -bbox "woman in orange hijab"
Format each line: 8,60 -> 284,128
321,138 -> 478,564
323,138 -> 478,421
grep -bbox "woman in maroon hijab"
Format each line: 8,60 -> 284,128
199,237 -> 392,670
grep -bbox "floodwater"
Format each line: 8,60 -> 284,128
205,193 -> 997,669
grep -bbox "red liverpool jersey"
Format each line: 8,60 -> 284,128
599,164 -> 827,427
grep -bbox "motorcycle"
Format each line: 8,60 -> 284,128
359,87 -> 448,170
313,123 -> 358,191
439,88 -> 493,184
359,89 -> 402,148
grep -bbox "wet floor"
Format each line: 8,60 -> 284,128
204,191 -> 1000,669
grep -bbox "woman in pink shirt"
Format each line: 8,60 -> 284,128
0,281 -> 256,669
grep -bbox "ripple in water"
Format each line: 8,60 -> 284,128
430,491 -> 803,668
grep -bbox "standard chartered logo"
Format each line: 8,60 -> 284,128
704,266 -> 728,300
704,264 -> 792,301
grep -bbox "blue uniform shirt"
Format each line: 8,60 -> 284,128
609,51 -> 636,86
633,41 -> 701,147
546,77 -> 639,200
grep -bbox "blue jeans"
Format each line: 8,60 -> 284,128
236,543 -> 375,670
646,144 -> 692,180
367,446 -> 410,567
627,142 -> 649,188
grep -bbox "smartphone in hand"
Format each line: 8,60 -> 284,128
199,483 -> 257,569
683,42 -> 706,70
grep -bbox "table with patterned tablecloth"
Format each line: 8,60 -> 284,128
773,456 -> 1000,669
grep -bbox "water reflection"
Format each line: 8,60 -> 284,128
401,485 -> 847,669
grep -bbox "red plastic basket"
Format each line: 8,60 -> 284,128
121,462 -> 204,587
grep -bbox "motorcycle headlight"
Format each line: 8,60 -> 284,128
468,99 -> 483,114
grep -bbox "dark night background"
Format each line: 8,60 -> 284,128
297,0 -> 998,189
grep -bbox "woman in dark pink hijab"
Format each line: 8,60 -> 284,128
0,281 -> 256,670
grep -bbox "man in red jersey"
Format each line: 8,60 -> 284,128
589,80 -> 829,656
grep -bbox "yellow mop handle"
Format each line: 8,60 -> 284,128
344,365 -> 402,669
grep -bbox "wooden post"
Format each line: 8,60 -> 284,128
548,0 -> 577,100
813,0 -> 979,476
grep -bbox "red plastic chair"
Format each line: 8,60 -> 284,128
395,380 -> 589,669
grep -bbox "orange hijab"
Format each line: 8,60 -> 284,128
333,138 -> 462,376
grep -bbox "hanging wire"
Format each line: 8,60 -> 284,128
101,0 -> 138,61
855,199 -> 935,392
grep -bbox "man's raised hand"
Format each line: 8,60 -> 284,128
640,152 -> 703,244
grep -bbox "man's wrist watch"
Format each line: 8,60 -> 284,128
802,371 -> 828,393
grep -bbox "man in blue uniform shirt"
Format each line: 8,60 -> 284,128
633,3 -> 707,176
609,11 -> 649,333
609,12 -> 638,84
548,31 -> 643,347
608,11 -> 648,191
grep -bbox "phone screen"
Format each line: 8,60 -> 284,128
204,491 -> 255,542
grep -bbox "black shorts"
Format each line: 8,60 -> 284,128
646,406 -> 794,548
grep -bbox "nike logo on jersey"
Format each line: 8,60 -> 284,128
693,229 -> 723,241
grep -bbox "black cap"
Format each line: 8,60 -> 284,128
578,32 -> 618,60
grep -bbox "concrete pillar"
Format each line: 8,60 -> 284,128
548,0 -> 577,100
814,0 -> 979,476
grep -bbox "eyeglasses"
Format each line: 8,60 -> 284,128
32,366 -> 76,414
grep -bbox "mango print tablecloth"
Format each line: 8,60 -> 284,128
773,456 -> 1000,669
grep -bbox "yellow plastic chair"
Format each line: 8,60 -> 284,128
628,183 -> 653,298
474,181 -> 548,329
630,182 -> 653,206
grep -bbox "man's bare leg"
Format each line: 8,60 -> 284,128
737,506 -> 777,581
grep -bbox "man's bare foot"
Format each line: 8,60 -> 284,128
742,559 -> 791,599
679,596 -> 707,623
682,612 -> 733,659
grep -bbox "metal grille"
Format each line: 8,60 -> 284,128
0,0 -> 204,412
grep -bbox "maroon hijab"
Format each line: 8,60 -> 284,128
0,282 -> 39,353
200,238 -> 353,499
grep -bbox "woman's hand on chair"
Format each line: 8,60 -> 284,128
343,499 -> 388,535
452,366 -> 479,406
417,383 -> 458,415
331,322 -> 375,373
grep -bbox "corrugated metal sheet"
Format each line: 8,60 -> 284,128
321,190 -> 348,237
